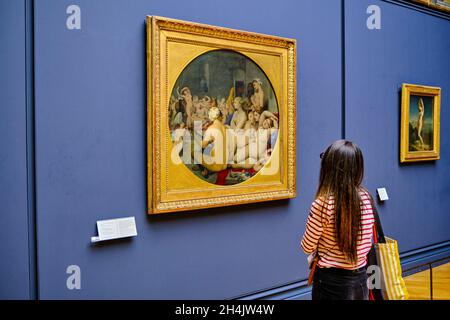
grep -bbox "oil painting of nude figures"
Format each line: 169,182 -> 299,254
147,16 -> 296,213
168,50 -> 279,185
408,95 -> 434,152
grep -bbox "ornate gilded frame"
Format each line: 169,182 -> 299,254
400,83 -> 441,163
146,16 -> 297,214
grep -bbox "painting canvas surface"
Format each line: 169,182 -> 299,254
168,50 -> 279,186
408,95 -> 434,152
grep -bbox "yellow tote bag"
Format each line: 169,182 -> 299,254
375,237 -> 409,300
369,196 -> 409,300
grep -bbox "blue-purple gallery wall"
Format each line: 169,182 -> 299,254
344,0 -> 450,253
0,0 -> 448,300
32,0 -> 341,299
0,0 -> 32,299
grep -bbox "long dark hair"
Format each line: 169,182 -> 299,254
316,140 -> 365,264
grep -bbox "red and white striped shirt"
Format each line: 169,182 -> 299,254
301,191 -> 375,270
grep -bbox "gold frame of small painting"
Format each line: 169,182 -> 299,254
400,83 -> 441,163
146,16 -> 297,214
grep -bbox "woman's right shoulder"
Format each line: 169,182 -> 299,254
358,187 -> 373,201
358,188 -> 374,212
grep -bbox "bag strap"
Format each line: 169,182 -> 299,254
369,194 -> 386,244
307,257 -> 318,286
372,224 -> 378,244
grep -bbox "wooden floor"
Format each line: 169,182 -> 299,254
404,262 -> 450,300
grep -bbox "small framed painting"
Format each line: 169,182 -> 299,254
146,16 -> 297,214
400,83 -> 441,163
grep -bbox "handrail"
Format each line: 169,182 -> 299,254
403,256 -> 450,300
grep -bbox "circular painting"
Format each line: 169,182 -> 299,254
168,50 -> 279,185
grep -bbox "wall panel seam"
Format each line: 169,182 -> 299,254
25,0 -> 38,300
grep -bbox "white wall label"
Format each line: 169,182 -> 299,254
367,5 -> 381,30
66,5 -> 81,30
377,188 -> 389,201
91,217 -> 138,243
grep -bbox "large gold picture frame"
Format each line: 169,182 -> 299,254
146,16 -> 297,214
400,83 -> 441,163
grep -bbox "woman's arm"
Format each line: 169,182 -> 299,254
259,110 -> 278,127
300,199 -> 326,254
235,112 -> 247,129
201,130 -> 214,148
